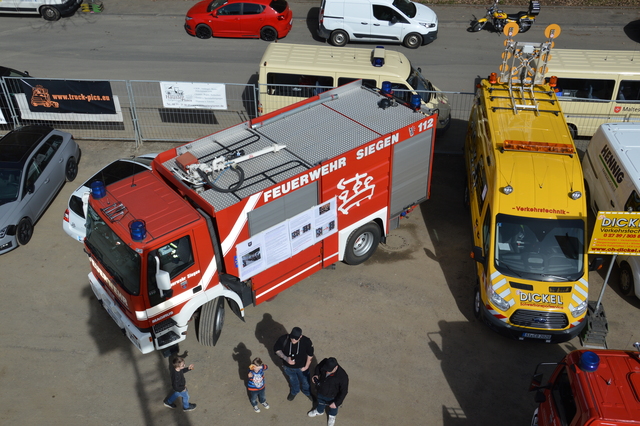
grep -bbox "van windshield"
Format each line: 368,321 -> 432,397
406,68 -> 434,103
494,214 -> 585,282
394,0 -> 416,18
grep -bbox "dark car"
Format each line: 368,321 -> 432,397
185,0 -> 293,41
0,125 -> 80,254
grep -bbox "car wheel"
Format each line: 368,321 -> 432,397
195,24 -> 213,40
17,218 -> 34,246
260,26 -> 277,41
620,262 -> 634,296
344,222 -> 381,265
403,33 -> 422,49
65,157 -> 78,182
329,30 -> 349,47
41,6 -> 61,21
473,284 -> 481,319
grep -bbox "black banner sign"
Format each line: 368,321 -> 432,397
19,80 -> 116,115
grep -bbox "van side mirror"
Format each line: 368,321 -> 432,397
589,257 -> 604,271
471,246 -> 485,264
390,16 -> 398,24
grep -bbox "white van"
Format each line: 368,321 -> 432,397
544,49 -> 640,138
318,0 -> 437,49
582,123 -> 640,299
258,43 -> 451,131
0,0 -> 82,20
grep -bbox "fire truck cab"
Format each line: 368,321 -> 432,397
464,25 -> 591,343
530,348 -> 640,426
85,80 -> 437,354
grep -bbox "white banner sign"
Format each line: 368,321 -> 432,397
160,82 -> 227,110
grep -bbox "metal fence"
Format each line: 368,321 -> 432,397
3,77 -> 638,150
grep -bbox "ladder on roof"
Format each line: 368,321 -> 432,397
496,23 -> 562,115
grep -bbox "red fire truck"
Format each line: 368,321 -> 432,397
85,81 -> 437,354
529,346 -> 640,425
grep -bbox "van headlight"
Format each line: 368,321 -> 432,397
570,300 -> 588,317
419,22 -> 436,28
489,286 -> 510,311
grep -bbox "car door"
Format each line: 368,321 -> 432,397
370,4 -> 408,42
342,2 -> 371,39
239,3 -> 265,36
23,136 -> 64,220
214,2 -> 244,36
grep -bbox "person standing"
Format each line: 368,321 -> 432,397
247,358 -> 270,413
163,357 -> 197,412
308,357 -> 348,426
273,326 -> 314,401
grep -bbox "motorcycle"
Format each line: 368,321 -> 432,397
468,0 -> 540,34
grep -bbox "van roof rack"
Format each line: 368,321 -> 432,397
495,23 -> 562,115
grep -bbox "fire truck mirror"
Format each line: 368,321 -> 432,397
529,373 -> 543,391
156,268 -> 172,297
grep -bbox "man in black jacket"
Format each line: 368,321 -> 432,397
308,357 -> 349,426
274,326 -> 314,401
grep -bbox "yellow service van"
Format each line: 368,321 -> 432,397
544,49 -> 640,138
465,26 -> 591,343
257,43 -> 451,131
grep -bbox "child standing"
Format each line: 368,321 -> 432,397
247,358 -> 269,413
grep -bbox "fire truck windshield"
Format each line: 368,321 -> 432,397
494,214 -> 584,282
85,206 -> 141,295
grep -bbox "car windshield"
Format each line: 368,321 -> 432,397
85,206 -> 141,295
494,214 -> 585,282
0,167 -> 21,205
406,68 -> 434,103
208,0 -> 227,12
394,0 -> 416,18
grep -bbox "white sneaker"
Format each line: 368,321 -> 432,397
262,402 -> 270,409
308,409 -> 321,417
328,415 -> 336,426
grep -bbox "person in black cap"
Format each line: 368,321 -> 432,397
273,327 -> 314,401
307,357 -> 348,426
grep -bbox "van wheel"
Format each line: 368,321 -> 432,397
620,263 -> 634,296
260,26 -> 277,41
473,284 -> 481,319
329,30 -> 348,47
403,33 -> 422,49
568,124 -> 577,140
41,6 -> 61,21
197,297 -> 225,346
195,24 -> 213,39
344,222 -> 381,265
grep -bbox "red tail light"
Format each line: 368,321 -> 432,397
278,15 -> 285,20
64,208 -> 70,222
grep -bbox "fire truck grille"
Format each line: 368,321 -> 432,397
153,317 -> 177,334
510,310 -> 568,329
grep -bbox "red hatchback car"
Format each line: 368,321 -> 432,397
185,0 -> 293,41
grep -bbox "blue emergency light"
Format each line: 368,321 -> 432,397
129,220 -> 147,242
381,81 -> 392,95
410,94 -> 421,110
91,181 -> 106,199
579,351 -> 600,372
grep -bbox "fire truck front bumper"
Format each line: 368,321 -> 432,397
89,272 -> 158,354
478,302 -> 586,344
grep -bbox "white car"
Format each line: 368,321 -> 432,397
0,0 -> 82,21
62,154 -> 157,242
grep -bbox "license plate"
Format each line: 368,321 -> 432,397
523,332 -> 552,340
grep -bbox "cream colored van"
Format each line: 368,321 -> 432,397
544,49 -> 640,138
257,43 -> 450,131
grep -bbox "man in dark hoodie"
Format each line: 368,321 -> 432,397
307,357 -> 349,426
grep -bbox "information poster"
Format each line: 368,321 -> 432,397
588,211 -> 640,255
160,82 -> 227,110
237,197 -> 338,280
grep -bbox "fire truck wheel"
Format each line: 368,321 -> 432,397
344,222 -> 381,265
195,24 -> 213,40
65,157 -> 78,182
198,297 -> 225,346
17,217 -> 34,246
619,262 -> 634,296
473,284 -> 481,319
40,6 -> 61,21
